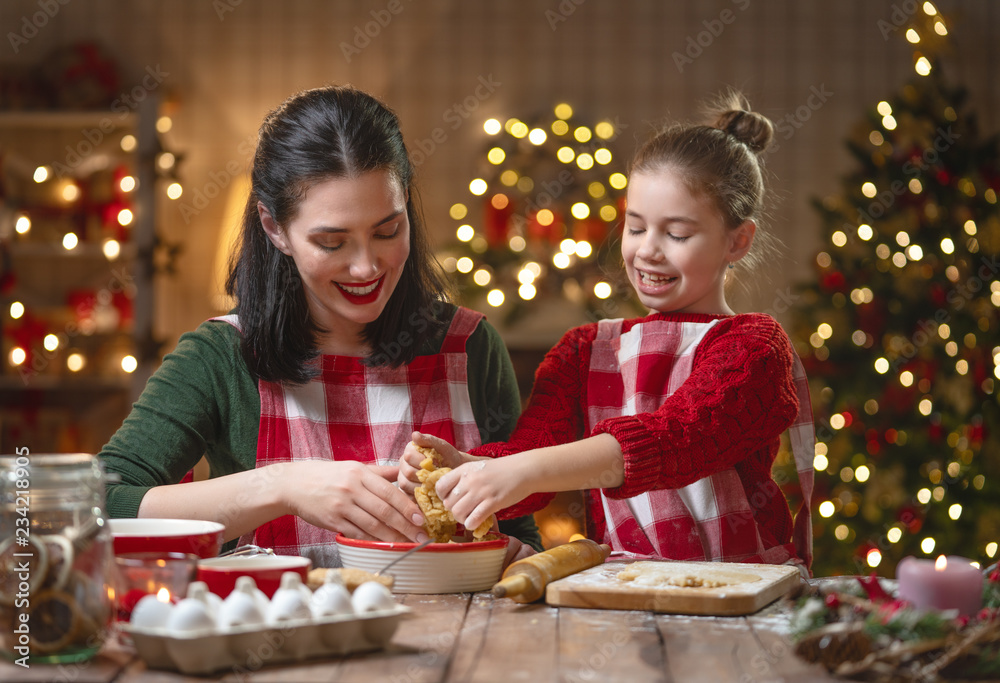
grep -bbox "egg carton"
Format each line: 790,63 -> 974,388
121,606 -> 410,675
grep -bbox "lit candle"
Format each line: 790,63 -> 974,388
897,555 -> 983,616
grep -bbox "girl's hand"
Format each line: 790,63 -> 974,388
434,457 -> 531,533
397,431 -> 474,495
284,460 -> 429,543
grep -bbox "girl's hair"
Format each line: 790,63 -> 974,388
225,85 -> 452,384
630,91 -> 777,279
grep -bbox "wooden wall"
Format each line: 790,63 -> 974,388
1,0 -> 997,350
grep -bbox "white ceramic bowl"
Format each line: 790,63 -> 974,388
335,533 -> 509,594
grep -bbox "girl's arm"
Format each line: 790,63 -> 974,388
398,325 -> 594,517
594,315 -> 799,499
409,431 -> 624,534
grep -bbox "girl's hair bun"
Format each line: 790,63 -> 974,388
707,91 -> 774,154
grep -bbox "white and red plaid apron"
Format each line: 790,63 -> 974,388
213,307 -> 485,567
587,317 -> 814,569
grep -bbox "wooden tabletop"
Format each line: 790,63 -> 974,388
3,591 -> 843,682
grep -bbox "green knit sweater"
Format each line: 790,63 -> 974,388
99,306 -> 541,551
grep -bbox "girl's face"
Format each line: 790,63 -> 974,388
259,169 -> 410,354
622,170 -> 754,316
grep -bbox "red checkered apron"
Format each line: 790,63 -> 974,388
212,308 -> 485,566
587,317 -> 814,568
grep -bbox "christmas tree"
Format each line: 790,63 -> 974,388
791,4 -> 1000,577
438,104 -> 643,329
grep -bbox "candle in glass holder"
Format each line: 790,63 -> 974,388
897,555 -> 983,616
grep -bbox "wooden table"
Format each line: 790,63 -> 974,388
3,591 -> 843,682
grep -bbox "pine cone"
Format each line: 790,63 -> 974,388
794,623 -> 872,670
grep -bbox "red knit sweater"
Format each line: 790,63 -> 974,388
473,312 -> 800,553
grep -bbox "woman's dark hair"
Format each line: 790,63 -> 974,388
630,90 -> 777,281
226,85 -> 452,384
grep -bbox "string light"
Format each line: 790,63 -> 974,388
62,233 -> 79,250
554,103 -> 573,119
486,289 -> 505,306
15,216 -> 30,234
483,118 -> 501,135
166,182 -> 183,199
10,302 -> 24,319
67,353 -> 85,372
121,355 -> 138,373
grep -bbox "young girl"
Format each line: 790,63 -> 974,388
400,93 -> 815,570
99,85 -> 540,567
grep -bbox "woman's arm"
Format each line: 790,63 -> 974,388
139,460 -> 426,544
101,322 -> 427,544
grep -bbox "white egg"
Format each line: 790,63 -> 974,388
234,575 -> 270,614
351,581 -> 397,614
310,581 -> 353,618
218,589 -> 266,630
266,573 -> 312,624
186,581 -> 224,617
129,593 -> 174,630
165,597 -> 216,635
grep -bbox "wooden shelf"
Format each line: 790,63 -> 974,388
0,110 -> 136,128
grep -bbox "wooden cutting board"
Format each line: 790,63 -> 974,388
545,560 -> 802,615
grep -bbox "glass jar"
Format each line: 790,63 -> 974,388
1,453 -> 113,664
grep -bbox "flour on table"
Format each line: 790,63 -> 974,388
616,561 -> 760,588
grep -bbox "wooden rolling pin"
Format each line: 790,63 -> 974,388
492,539 -> 611,603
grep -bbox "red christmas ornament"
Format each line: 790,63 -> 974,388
112,290 -> 133,329
483,196 -> 514,248
820,270 -> 846,292
4,310 -> 48,367
66,289 -> 97,324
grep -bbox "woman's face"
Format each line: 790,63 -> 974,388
260,169 -> 410,353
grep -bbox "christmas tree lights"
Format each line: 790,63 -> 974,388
792,3 -> 1000,577
440,104 -> 642,326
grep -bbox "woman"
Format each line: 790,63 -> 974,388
100,85 -> 540,567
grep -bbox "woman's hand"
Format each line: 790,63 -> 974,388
433,456 -> 532,534
397,431 -> 476,495
502,536 -> 536,568
284,460 -> 429,543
